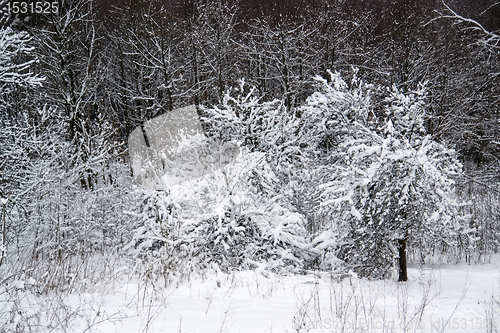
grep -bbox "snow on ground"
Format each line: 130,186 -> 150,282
6,255 -> 496,333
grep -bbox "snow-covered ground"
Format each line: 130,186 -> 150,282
3,256 -> 499,333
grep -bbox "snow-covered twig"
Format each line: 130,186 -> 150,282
430,1 -> 500,50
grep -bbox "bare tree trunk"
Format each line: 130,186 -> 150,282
398,238 -> 408,282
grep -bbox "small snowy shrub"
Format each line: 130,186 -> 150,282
177,149 -> 318,273
126,189 -> 193,283
187,213 -> 265,272
128,144 -> 319,275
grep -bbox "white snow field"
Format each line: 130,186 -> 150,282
2,257 -> 499,333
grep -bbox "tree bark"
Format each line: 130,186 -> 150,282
398,238 -> 408,282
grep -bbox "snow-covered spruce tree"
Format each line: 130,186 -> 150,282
316,72 -> 468,280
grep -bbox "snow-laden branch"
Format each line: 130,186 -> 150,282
0,27 -> 44,88
433,1 -> 500,50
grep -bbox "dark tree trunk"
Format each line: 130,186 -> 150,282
398,238 -> 408,282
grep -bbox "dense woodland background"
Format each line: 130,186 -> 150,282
1,0 -> 499,292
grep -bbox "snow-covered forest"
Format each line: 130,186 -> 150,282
0,0 -> 499,331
